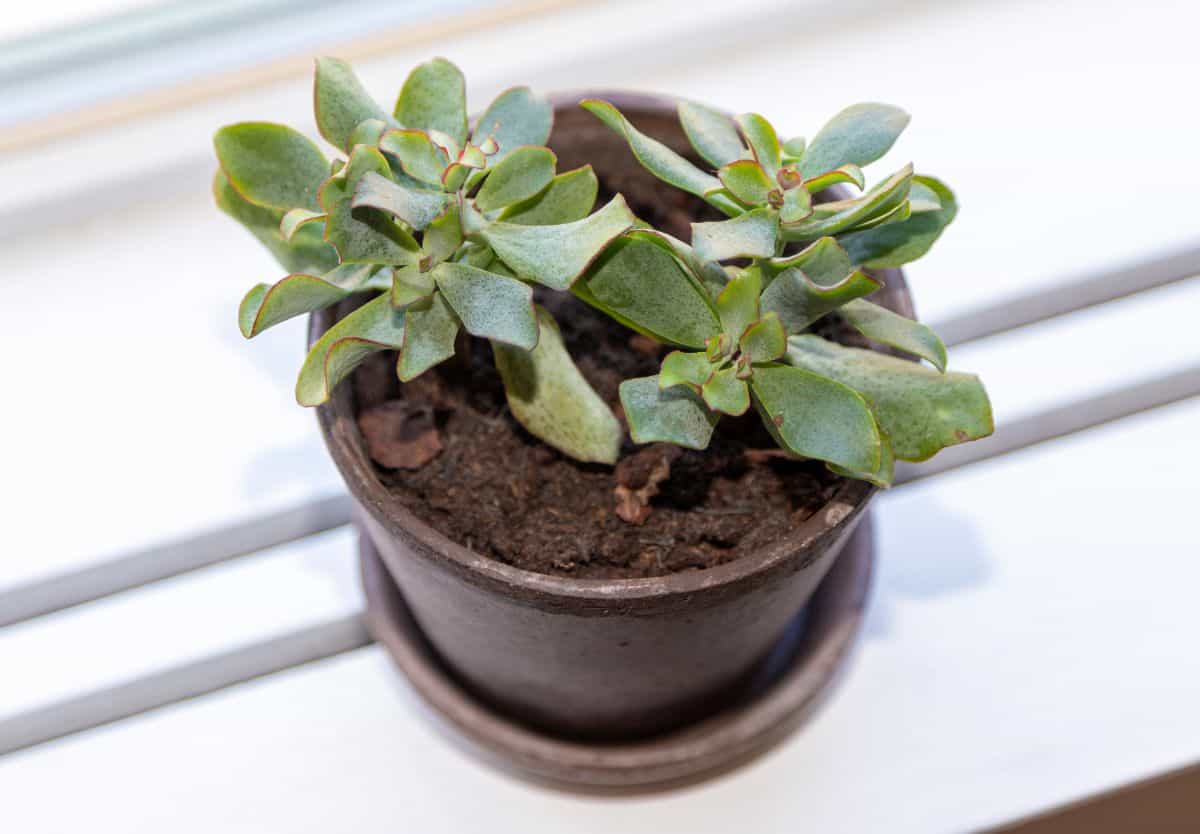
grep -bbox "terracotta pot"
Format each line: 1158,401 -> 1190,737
311,92 -> 915,741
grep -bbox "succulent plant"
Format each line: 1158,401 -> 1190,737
216,57 -> 633,463
576,98 -> 992,485
218,56 -> 991,490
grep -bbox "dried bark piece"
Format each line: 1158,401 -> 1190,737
614,444 -> 680,525
358,400 -> 442,470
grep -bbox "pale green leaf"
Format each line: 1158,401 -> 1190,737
760,265 -> 879,334
581,99 -> 721,198
692,208 -> 778,261
786,334 -> 993,462
320,147 -> 421,265
578,234 -> 721,348
781,164 -> 912,240
239,264 -> 386,337
627,229 -> 728,295
750,363 -> 881,472
214,122 -> 327,212
481,195 -> 634,290
619,375 -> 719,449
804,163 -> 865,193
474,145 -> 556,212
422,204 -> 462,266
397,291 -> 460,381
394,57 -> 468,146
314,57 -> 393,151
348,118 -> 388,149
296,294 -> 406,406
279,208 -> 325,242
350,171 -> 449,231
735,113 -> 782,172
839,176 -> 957,268
472,86 -> 553,164
432,262 -> 537,349
800,102 -> 910,178
780,186 -> 812,223
659,350 -> 716,391
716,267 -> 762,339
390,266 -> 436,308
214,169 -> 337,274
379,129 -> 448,186
782,136 -> 806,162
740,312 -> 786,362
499,165 -> 597,225
719,160 -> 774,206
493,306 -> 621,464
678,100 -> 744,168
702,366 -> 750,415
829,428 -> 895,487
839,298 -> 947,371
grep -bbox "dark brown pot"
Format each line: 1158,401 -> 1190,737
311,92 -> 915,742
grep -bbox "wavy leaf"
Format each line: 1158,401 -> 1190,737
716,267 -> 761,339
780,185 -> 812,224
626,228 -> 729,295
781,164 -> 912,240
393,57 -> 468,146
786,335 -> 992,462
578,234 -> 721,348
740,312 -> 786,362
432,262 -> 537,349
679,101 -> 744,168
422,203 -> 462,266
321,147 -> 421,265
493,306 -> 621,464
581,99 -> 721,198
829,428 -> 895,487
472,86 -> 553,164
702,366 -> 750,415
239,264 -> 387,338
499,165 -> 597,225
760,265 -> 879,334
719,159 -> 774,206
838,298 -> 947,371
799,102 -> 910,178
296,294 -> 406,406
693,207 -> 778,262
279,208 -> 325,242
620,375 -> 719,449
481,195 -> 634,290
314,57 -> 393,151
214,122 -> 327,212
474,145 -> 556,212
736,113 -> 782,172
397,291 -> 460,381
350,171 -> 448,231
390,266 -> 436,308
804,164 -> 865,193
660,350 -> 716,391
214,169 -> 337,274
379,129 -> 449,186
839,176 -> 958,268
749,363 -> 881,472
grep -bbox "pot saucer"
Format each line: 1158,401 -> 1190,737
359,515 -> 875,793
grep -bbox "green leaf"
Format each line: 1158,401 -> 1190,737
702,366 -> 750,415
296,294 -> 406,406
838,298 -> 947,371
351,171 -> 449,231
279,208 -> 325,242
660,350 -> 716,391
719,160 -> 774,206
799,102 -> 910,179
579,234 -> 721,348
782,136 -> 806,162
320,147 -> 421,265
239,264 -> 387,337
397,291 -> 460,381
619,375 -> 719,449
907,178 -> 942,213
432,262 -> 537,349
474,145 -> 556,212
214,169 -> 338,274
780,186 -> 812,224
770,236 -> 854,284
740,312 -> 786,362
493,306 -> 621,464
839,176 -> 958,268
735,113 -> 782,172
499,165 -> 598,225
472,86 -> 553,164
781,164 -> 912,240
760,265 -> 879,334
678,100 -> 744,168
393,57 -> 468,146
481,195 -> 635,290
214,122 -> 328,212
314,57 -> 393,152
716,267 -> 762,339
786,334 -> 993,462
804,163 -> 865,193
379,129 -> 448,186
627,229 -> 729,296
749,363 -> 881,473
422,203 -> 462,266
390,266 -> 435,308
692,208 -> 778,261
829,428 -> 895,487
581,99 -> 721,198
348,118 -> 388,149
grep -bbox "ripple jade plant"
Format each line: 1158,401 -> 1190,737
217,57 -> 991,488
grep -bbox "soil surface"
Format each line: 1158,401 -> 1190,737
350,150 -> 855,579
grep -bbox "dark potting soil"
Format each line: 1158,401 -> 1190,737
350,171 -> 856,579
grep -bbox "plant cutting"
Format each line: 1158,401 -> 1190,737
216,57 -> 993,780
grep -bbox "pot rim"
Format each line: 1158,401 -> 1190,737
312,90 -> 906,605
